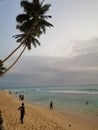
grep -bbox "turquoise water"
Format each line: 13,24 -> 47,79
1,85 -> 98,117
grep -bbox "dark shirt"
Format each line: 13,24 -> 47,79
18,106 -> 25,115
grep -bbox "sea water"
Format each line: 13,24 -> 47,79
1,85 -> 98,117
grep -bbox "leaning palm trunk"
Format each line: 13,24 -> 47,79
2,24 -> 34,63
1,24 -> 35,76
3,45 -> 26,75
2,43 -> 23,63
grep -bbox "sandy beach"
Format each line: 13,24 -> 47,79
0,90 -> 98,130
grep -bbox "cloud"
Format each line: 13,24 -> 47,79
0,37 -> 98,87
71,37 -> 98,56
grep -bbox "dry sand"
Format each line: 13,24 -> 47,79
0,90 -> 98,130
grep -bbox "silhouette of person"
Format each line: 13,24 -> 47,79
50,101 -> 53,110
18,103 -> 25,124
86,100 -> 89,105
19,94 -> 21,100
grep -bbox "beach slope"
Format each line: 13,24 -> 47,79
0,91 -> 97,130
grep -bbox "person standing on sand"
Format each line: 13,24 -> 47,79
18,103 -> 25,124
50,101 -> 53,110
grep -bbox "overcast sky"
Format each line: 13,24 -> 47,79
0,0 -> 98,87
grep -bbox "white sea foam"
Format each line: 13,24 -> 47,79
49,90 -> 98,94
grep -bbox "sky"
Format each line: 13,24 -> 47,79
0,0 -> 98,87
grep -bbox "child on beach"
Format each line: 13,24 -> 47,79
18,103 -> 25,124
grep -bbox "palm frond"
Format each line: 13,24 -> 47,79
16,14 -> 29,23
38,19 -> 53,27
13,33 -> 26,38
39,4 -> 51,15
13,33 -> 27,44
20,0 -> 32,13
31,36 -> 41,47
41,15 -> 52,19
22,36 -> 40,49
16,20 -> 33,32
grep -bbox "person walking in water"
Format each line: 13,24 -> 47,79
18,103 -> 25,124
50,101 -> 53,110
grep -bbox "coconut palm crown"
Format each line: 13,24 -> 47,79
14,0 -> 53,49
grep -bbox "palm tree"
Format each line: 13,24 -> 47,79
1,0 -> 53,76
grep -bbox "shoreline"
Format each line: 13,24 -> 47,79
0,90 -> 98,130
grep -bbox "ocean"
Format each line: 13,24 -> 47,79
1,85 -> 98,117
